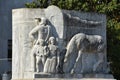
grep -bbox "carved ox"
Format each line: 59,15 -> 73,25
63,33 -> 106,74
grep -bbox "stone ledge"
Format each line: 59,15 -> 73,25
34,73 -> 114,79
12,78 -> 116,80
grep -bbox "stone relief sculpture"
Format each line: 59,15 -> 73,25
64,33 -> 106,74
29,17 -> 52,72
29,17 -> 106,74
29,16 -> 62,73
28,16 -> 107,74
43,37 -> 59,73
13,5 -> 114,80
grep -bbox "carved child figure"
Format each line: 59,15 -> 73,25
43,37 -> 59,73
34,39 -> 48,72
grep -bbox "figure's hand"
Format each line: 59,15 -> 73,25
64,57 -> 67,63
29,35 -> 34,40
29,33 -> 34,40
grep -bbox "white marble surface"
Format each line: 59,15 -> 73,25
12,5 -> 113,80
12,5 -> 64,79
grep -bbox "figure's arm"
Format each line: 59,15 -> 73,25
29,26 -> 41,39
45,25 -> 51,42
44,46 -> 49,56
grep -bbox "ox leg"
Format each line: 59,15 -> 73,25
72,50 -> 83,73
93,52 -> 104,72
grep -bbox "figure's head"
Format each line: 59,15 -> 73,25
35,18 -> 41,25
35,17 -> 47,25
36,39 -> 44,46
49,37 -> 56,45
40,17 -> 47,25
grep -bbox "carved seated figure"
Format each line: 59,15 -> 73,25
43,37 -> 59,73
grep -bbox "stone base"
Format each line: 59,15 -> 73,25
35,78 -> 115,80
34,73 -> 114,79
12,73 -> 115,80
12,78 -> 116,80
12,78 -> 115,80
